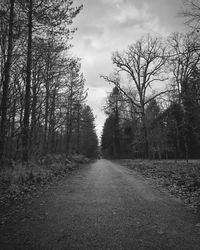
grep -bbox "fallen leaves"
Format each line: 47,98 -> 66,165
117,159 -> 200,214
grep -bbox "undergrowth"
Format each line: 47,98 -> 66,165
0,154 -> 89,210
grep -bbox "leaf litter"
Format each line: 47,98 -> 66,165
117,159 -> 200,215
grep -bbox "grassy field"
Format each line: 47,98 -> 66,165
116,159 -> 200,214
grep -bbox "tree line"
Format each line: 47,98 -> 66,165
0,0 -> 98,166
101,1 -> 200,160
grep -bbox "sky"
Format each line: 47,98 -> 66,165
71,0 -> 186,138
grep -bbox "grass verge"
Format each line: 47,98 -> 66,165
0,154 -> 89,213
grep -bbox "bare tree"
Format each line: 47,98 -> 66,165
103,35 -> 168,158
21,0 -> 33,162
0,0 -> 15,163
180,0 -> 200,30
168,32 -> 200,101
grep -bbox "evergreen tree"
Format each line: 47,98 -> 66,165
79,105 -> 98,158
101,115 -> 115,157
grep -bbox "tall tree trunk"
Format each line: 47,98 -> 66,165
0,0 -> 15,164
30,75 -> 37,156
66,109 -> 72,156
43,81 -> 49,154
43,44 -> 51,154
114,99 -> 120,158
50,87 -> 56,153
22,0 -> 33,162
175,121 -> 180,161
76,101 -> 80,154
9,97 -> 16,158
141,112 -> 149,159
65,84 -> 73,156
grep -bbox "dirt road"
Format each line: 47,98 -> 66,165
0,159 -> 200,250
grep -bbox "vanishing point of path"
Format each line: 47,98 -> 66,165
0,159 -> 200,250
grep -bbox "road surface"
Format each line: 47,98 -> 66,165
0,159 -> 200,250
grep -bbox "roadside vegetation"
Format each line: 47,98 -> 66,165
116,159 -> 200,214
0,154 -> 90,212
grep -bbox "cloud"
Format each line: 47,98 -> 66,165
100,0 -> 125,4
79,25 -> 104,38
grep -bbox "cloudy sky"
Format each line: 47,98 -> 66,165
72,0 -> 186,137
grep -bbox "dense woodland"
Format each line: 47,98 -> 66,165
1,0 -> 200,167
101,1 -> 200,160
0,0 -> 98,166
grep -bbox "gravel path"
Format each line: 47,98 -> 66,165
0,159 -> 200,250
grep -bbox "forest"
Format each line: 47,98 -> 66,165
0,0 -> 98,167
101,1 -> 200,161
1,0 -> 200,166
1,2 -> 200,247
